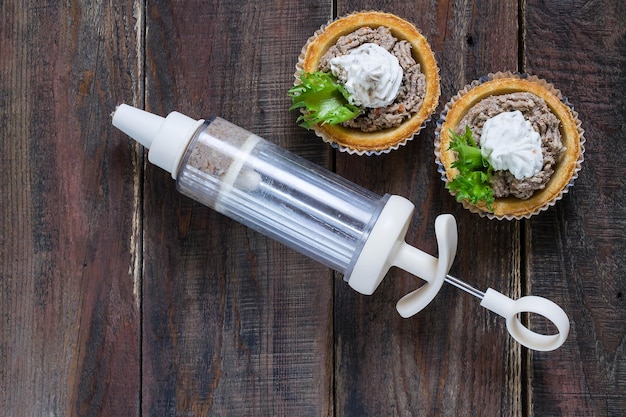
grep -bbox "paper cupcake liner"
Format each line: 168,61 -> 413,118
293,11 -> 439,156
434,71 -> 585,220
318,124 -> 429,156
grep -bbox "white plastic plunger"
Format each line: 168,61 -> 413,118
347,195 -> 456,318
112,104 -> 570,352
348,195 -> 569,351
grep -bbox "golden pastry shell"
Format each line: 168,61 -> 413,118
434,72 -> 585,220
295,11 -> 441,155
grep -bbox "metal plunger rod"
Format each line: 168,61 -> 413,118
444,275 -> 485,300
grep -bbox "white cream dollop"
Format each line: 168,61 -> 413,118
480,111 -> 544,180
329,43 -> 403,108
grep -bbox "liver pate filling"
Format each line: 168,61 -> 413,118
318,26 -> 426,132
454,92 -> 566,199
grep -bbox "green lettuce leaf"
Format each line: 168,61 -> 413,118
288,72 -> 360,129
447,126 -> 495,210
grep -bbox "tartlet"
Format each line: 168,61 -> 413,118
435,72 -> 584,220
294,11 -> 440,155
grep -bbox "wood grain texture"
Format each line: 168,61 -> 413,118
0,1 -> 140,416
2,0 -> 625,416
332,1 -> 522,416
141,1 -> 334,416
524,1 -> 626,416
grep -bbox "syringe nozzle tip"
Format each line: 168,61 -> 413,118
112,104 -> 165,149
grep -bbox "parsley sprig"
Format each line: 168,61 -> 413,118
447,126 -> 495,211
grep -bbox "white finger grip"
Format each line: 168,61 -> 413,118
347,195 -> 458,318
395,214 -> 457,318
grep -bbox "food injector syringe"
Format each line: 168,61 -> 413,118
112,104 -> 569,351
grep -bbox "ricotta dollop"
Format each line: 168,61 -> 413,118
480,111 -> 543,180
329,43 -> 403,108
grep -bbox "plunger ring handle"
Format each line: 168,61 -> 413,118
480,289 -> 570,351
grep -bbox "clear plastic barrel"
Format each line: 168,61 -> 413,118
176,117 -> 388,276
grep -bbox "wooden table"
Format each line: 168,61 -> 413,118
2,1 -> 624,415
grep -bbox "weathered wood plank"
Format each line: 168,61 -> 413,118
141,1 -> 334,415
0,1 -> 141,416
3,0 -> 622,416
332,1 -> 523,416
524,1 -> 626,415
